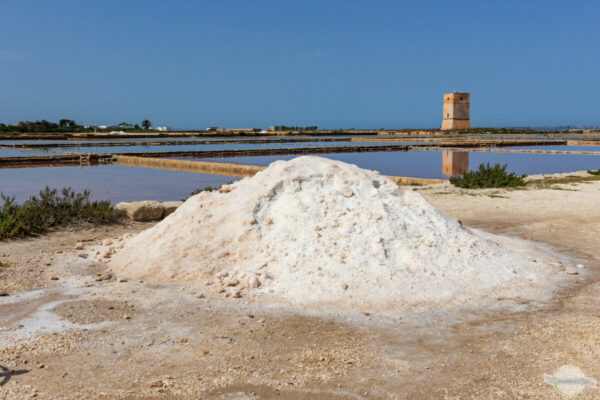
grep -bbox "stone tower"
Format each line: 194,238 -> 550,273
441,92 -> 471,130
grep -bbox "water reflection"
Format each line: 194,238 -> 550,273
442,150 -> 469,176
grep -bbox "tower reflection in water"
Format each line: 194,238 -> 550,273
442,150 -> 469,176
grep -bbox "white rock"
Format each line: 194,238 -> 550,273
247,276 -> 261,288
339,185 -> 354,197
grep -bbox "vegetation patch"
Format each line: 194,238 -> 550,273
0,187 -> 120,240
0,118 -> 157,134
450,163 -> 526,189
528,174 -> 600,189
587,169 -> 600,175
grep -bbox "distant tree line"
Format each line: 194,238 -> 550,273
0,119 -> 91,133
0,119 -> 154,133
280,125 -> 318,131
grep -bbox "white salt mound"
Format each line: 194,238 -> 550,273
110,156 -> 556,313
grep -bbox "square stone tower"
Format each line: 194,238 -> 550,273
441,92 -> 471,130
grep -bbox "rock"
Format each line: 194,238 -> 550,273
123,314 -> 131,320
339,185 -> 354,197
247,276 -> 261,288
126,201 -> 165,222
118,200 -> 165,222
577,264 -> 585,269
226,278 -> 240,287
340,283 -> 348,290
147,379 -> 165,388
565,267 -> 579,275
0,292 -> 8,297
113,202 -> 129,217
161,201 -> 183,217
74,243 -> 84,250
118,278 -> 128,283
50,277 -> 59,281
195,293 -> 205,298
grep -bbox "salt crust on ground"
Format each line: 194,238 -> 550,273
110,156 -> 558,313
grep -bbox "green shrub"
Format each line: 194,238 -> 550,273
0,187 -> 120,240
449,163 -> 526,189
587,169 -> 600,175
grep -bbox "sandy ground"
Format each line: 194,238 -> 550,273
1,176 -> 600,399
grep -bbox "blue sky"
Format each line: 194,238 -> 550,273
1,1 -> 598,129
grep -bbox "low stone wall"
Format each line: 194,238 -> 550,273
115,155 -> 265,177
115,155 -> 447,185
0,154 -> 113,168
567,140 -> 600,146
353,138 -> 568,147
386,176 -> 446,186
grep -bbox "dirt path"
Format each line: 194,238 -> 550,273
1,179 -> 599,399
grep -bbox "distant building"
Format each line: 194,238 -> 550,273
441,92 -> 471,130
154,126 -> 171,132
267,126 -> 283,132
206,126 -> 219,132
117,123 -> 135,129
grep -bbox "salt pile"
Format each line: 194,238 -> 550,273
110,156 -> 557,313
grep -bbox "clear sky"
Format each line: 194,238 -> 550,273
1,1 -> 598,129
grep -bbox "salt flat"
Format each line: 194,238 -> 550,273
0,168 -> 599,399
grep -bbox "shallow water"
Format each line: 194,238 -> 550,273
0,149 -> 57,157
0,165 -> 238,203
3,146 -> 600,203
499,145 -> 600,152
188,150 -> 600,179
41,141 -> 421,154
